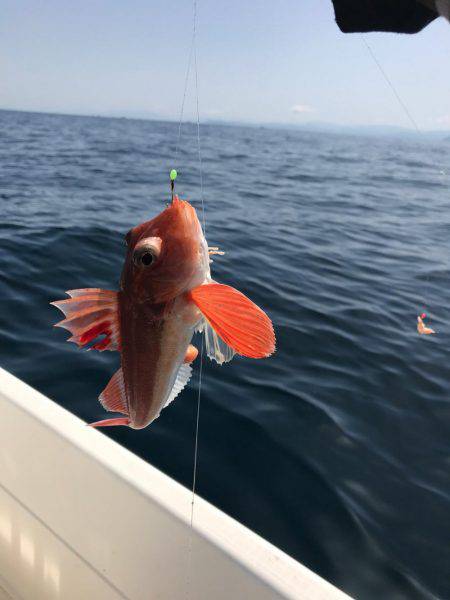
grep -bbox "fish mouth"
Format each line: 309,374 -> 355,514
171,195 -> 202,236
172,194 -> 197,216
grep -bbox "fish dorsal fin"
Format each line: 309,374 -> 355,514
99,368 -> 128,415
196,319 -> 236,365
163,363 -> 192,410
51,288 -> 121,351
188,283 -> 275,359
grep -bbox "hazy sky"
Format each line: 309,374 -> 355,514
2,1 -> 450,129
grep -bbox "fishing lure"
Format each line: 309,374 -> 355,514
417,313 -> 435,335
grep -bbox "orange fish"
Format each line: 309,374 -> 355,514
51,196 -> 275,429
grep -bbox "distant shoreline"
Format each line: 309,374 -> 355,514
1,107 -> 449,139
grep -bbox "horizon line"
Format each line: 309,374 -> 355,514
1,106 -> 449,136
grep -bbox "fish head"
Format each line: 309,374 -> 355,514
121,196 -> 209,304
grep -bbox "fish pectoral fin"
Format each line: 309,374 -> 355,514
89,417 -> 130,428
188,283 -> 275,359
99,368 -> 128,415
163,363 -> 192,410
50,288 -> 121,351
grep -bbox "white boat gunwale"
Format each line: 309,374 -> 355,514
0,367 -> 351,600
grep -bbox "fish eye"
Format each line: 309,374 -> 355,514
133,245 -> 159,268
140,251 -> 155,266
132,237 -> 162,268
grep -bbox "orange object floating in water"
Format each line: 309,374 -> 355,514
417,314 -> 435,335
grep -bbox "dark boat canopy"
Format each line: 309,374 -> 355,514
331,0 -> 445,34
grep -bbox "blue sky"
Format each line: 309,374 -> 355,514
2,1 -> 450,129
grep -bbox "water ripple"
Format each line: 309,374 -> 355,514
0,109 -> 449,599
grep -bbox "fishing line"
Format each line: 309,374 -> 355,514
193,4 -> 206,236
361,33 -> 447,179
175,32 -> 195,164
360,34 -> 443,322
171,0 -> 205,596
188,0 -> 204,562
361,35 -> 421,134
190,0 -> 205,528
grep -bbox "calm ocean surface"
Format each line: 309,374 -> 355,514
1,109 -> 450,599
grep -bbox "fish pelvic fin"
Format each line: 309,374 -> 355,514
91,368 -> 130,428
89,417 -> 130,428
99,368 -> 128,415
162,363 -> 192,411
51,288 -> 121,351
188,282 -> 275,360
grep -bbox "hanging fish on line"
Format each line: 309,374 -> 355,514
417,313 -> 435,335
51,194 -> 275,429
